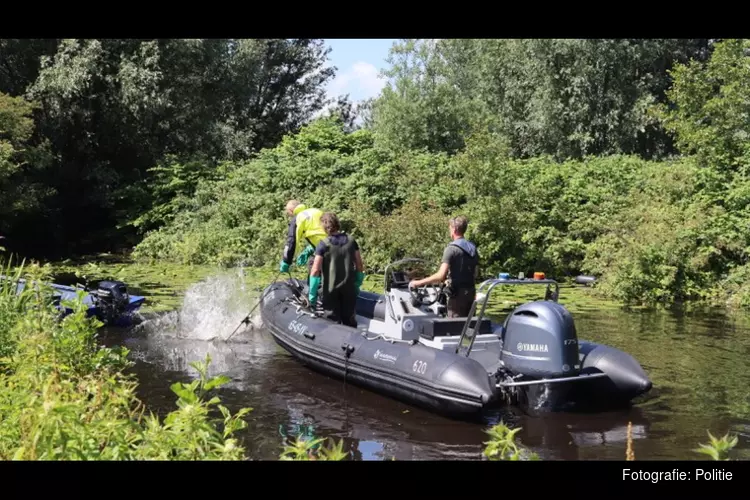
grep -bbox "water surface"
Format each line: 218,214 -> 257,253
93,271 -> 750,461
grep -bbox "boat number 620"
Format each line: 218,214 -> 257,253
412,360 -> 427,374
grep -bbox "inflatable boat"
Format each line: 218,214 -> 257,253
3,276 -> 146,327
258,258 -> 652,417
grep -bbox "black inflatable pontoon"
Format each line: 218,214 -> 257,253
259,258 -> 652,417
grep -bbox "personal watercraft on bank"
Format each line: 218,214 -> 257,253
258,258 -> 652,418
2,275 -> 145,327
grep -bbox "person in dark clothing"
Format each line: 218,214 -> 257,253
409,215 -> 479,317
308,212 -> 365,327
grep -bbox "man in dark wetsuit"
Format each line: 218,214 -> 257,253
308,212 -> 366,327
409,215 -> 479,317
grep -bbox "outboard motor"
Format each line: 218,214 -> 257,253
90,280 -> 130,324
499,300 -> 581,379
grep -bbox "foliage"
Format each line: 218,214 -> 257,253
0,256 -> 29,362
130,354 -> 252,460
694,431 -> 738,461
0,256 -> 348,461
370,39 -> 711,159
484,421 -> 738,462
0,37 -> 714,259
654,38 -> 750,172
0,92 -> 53,237
130,39 -> 750,309
129,155 -> 229,235
128,113 -> 748,308
0,259 -> 253,460
482,421 -> 539,461
8,38 -> 750,310
132,117 -> 410,268
279,436 -> 349,461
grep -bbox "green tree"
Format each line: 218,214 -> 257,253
371,38 -> 712,160
0,92 -> 53,239
0,39 -> 60,96
0,39 -> 335,257
654,38 -> 750,172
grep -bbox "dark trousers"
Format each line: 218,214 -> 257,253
323,287 -> 358,328
447,287 -> 476,318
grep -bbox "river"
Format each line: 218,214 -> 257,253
91,269 -> 750,461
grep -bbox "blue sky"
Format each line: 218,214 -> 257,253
322,39 -> 398,104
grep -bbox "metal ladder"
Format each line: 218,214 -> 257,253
455,277 -> 560,357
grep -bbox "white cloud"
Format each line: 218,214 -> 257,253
327,61 -> 387,102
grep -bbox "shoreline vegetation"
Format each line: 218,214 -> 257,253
116,38 -> 750,313
33,252 -> 750,318
1,37 -> 749,460
2,39 -> 750,312
0,258 -> 345,460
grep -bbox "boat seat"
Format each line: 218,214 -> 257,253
419,317 -> 494,340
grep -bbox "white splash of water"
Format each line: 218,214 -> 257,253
134,269 -> 265,342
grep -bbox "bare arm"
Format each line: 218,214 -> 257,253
310,255 -> 323,276
355,250 -> 364,272
409,262 -> 449,288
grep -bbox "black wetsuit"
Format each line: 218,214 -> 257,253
315,233 -> 359,327
441,237 -> 479,317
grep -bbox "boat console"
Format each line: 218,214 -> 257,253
354,258 -> 505,373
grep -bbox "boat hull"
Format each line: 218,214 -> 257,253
259,281 -> 497,417
259,279 -> 652,417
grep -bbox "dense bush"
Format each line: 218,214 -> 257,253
128,117 -> 742,307
131,39 -> 750,309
